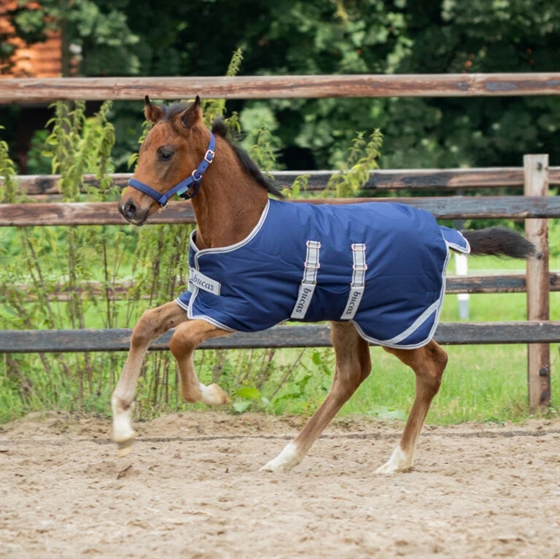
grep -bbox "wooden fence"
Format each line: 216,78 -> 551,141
2,159 -> 558,407
1,72 -> 559,409
1,73 -> 559,103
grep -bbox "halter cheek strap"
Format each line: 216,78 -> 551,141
127,133 -> 216,208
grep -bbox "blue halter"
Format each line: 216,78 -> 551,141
127,133 -> 216,207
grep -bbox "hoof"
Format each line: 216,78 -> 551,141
260,442 -> 301,473
260,461 -> 288,473
203,383 -> 231,406
374,462 -> 400,475
375,446 -> 412,474
116,437 -> 135,458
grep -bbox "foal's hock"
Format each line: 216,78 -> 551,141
112,96 -> 535,474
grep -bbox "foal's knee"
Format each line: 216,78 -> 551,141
131,308 -> 159,347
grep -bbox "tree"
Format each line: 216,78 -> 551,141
2,0 -> 559,171
4,0 -> 139,76
112,0 -> 560,169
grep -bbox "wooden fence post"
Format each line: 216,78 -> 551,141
524,154 -> 551,408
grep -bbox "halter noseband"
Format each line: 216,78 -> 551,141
127,133 -> 216,208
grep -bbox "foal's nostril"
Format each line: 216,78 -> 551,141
123,200 -> 137,219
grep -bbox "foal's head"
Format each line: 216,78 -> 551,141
119,96 -> 282,226
119,96 -> 211,225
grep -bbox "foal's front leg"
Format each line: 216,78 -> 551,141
112,302 -> 187,456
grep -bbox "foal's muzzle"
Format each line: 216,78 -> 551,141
118,199 -> 149,226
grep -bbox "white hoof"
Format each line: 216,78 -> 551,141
200,383 -> 231,406
116,437 -> 135,458
375,445 -> 413,474
260,442 -> 302,473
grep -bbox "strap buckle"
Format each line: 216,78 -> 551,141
204,149 -> 215,163
304,261 -> 321,270
192,170 -> 202,182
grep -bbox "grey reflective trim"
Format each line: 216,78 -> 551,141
341,243 -> 367,319
291,240 -> 321,319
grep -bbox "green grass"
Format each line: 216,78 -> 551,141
1,255 -> 558,425
243,254 -> 560,424
342,344 -> 559,424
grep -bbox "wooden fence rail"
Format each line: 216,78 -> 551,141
1,322 -> 558,353
1,73 -> 559,103
8,167 -> 560,196
10,274 -> 560,302
1,196 -> 559,227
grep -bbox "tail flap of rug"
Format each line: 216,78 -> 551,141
440,226 -> 470,254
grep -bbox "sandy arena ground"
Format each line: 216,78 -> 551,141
0,411 -> 559,559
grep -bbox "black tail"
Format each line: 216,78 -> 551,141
461,227 -> 536,259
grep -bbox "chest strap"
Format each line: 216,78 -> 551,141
340,243 -> 367,320
291,240 -> 321,319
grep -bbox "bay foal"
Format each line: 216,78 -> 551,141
113,97 -> 534,473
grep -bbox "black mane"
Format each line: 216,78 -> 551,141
161,103 -> 284,199
211,116 -> 284,199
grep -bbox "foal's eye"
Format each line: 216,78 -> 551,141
159,151 -> 174,161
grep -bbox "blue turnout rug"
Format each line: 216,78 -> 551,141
176,200 -> 469,349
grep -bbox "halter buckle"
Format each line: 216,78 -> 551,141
192,169 -> 202,182
204,149 -> 215,163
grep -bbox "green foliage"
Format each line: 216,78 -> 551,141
26,131 -> 52,175
3,0 -> 140,75
43,100 -> 116,199
2,101 -> 126,420
325,129 -> 383,197
202,49 -> 244,125
44,101 -> 83,200
127,119 -> 152,170
4,0 -> 558,172
0,126 -> 19,203
248,120 -> 281,174
284,174 -> 310,199
232,386 -> 271,413
549,219 -> 560,259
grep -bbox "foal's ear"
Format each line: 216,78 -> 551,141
144,95 -> 164,124
179,95 -> 202,129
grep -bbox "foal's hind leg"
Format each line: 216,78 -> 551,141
261,321 -> 371,473
376,340 -> 448,473
112,302 -> 187,456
